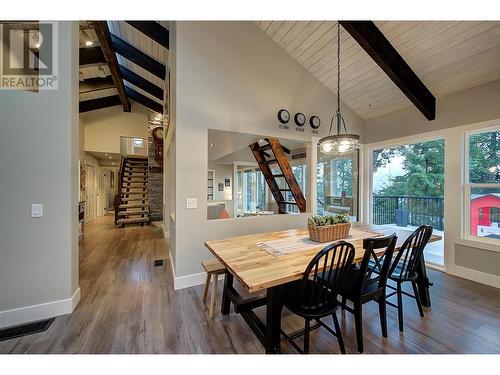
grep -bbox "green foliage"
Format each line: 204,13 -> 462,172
374,140 -> 445,197
308,212 -> 350,227
468,130 -> 500,183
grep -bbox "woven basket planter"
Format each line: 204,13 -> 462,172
308,222 -> 351,243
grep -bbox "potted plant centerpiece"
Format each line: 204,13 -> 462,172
307,212 -> 351,243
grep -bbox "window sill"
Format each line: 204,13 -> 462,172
456,236 -> 500,253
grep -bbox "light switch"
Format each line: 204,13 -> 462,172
31,203 -> 44,218
186,198 -> 197,209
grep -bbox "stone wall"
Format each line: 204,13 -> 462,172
148,113 -> 164,221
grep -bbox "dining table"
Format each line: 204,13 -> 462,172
204,223 -> 442,354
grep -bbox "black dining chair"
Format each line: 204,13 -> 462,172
338,233 -> 398,353
385,225 -> 433,332
281,241 -> 355,354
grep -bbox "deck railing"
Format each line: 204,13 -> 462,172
372,195 -> 444,230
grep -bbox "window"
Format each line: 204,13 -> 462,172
317,149 -> 359,220
465,128 -> 500,241
371,139 -> 445,266
236,168 -> 266,213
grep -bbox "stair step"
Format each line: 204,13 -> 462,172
258,144 -> 272,151
279,189 -> 291,192
123,173 -> 147,177
117,217 -> 149,225
121,196 -> 148,202
272,174 -> 284,178
280,201 -> 298,205
118,210 -> 149,216
266,159 -> 278,164
122,188 -> 147,192
119,203 -> 148,209
124,167 -> 147,172
126,163 -> 148,168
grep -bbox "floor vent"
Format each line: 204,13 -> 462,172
0,318 -> 54,342
154,259 -> 165,267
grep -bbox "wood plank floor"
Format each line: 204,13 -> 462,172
1,215 -> 499,354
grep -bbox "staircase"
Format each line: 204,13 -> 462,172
249,138 -> 306,214
114,156 -> 150,227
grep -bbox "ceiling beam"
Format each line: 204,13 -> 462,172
125,86 -> 163,114
119,65 -> 163,101
93,21 -> 131,112
79,95 -> 122,113
339,21 -> 436,120
125,21 -> 169,49
79,76 -> 115,93
110,34 -> 166,79
79,47 -> 105,66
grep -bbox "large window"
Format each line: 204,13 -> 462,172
317,149 -> 359,220
465,128 -> 500,241
372,139 -> 445,266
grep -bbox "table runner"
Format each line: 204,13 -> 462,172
256,228 -> 383,256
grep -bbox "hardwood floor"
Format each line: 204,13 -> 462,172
1,215 -> 499,354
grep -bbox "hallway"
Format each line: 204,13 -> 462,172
1,216 -> 500,354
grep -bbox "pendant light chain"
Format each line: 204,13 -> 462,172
337,22 -> 341,118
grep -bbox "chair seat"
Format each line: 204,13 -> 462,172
336,267 -> 384,302
368,260 -> 417,282
283,280 -> 338,319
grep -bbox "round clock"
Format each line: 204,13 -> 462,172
309,115 -> 321,129
277,109 -> 290,124
152,127 -> 164,141
294,112 -> 306,127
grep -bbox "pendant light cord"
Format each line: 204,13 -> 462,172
329,22 -> 348,137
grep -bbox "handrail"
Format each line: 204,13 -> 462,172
114,156 -> 126,225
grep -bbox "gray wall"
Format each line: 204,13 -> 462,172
364,79 -> 500,144
170,21 -> 365,280
0,22 -> 79,327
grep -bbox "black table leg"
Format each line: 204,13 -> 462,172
265,286 -> 283,354
416,255 -> 432,307
221,271 -> 234,315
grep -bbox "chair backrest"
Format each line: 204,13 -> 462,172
355,233 -> 398,292
390,225 -> 433,279
298,241 -> 355,312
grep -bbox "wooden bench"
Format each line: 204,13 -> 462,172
201,259 -> 226,319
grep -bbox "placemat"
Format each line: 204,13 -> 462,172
256,228 -> 383,256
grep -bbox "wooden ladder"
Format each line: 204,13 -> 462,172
249,138 -> 306,214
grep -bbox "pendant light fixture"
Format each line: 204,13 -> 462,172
319,23 -> 360,155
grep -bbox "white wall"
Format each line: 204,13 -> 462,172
81,103 -> 149,154
0,22 -> 80,328
169,21 -> 365,286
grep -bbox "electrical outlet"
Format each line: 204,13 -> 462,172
186,198 -> 197,209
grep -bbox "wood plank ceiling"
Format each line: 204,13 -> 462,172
79,21 -> 169,113
256,21 -> 500,119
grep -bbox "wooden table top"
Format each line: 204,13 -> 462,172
204,223 -> 441,293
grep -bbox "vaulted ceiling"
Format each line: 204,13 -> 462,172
79,21 -> 169,114
256,21 -> 500,119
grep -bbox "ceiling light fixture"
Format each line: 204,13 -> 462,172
85,40 -> 94,47
318,23 -> 360,155
209,143 -> 214,147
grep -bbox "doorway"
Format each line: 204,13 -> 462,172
86,164 -> 97,223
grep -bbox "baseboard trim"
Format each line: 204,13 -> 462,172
0,288 -> 81,329
168,252 -> 221,290
447,265 -> 500,289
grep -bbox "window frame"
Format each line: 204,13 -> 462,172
463,126 -> 500,246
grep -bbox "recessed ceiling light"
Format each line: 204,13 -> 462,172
209,143 -> 214,147
104,153 -> 108,156
109,156 -> 112,159
85,40 -> 94,47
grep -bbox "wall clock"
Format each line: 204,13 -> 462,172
309,115 -> 321,129
277,109 -> 290,124
294,112 -> 306,127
